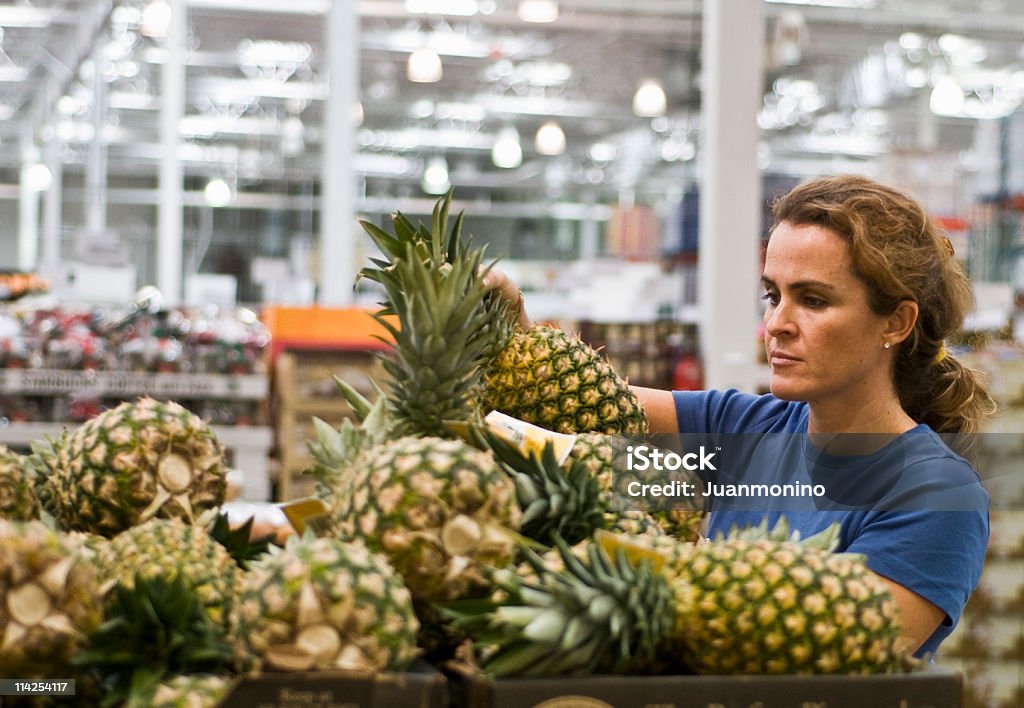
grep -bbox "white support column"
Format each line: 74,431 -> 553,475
157,0 -> 186,304
85,59 -> 109,236
41,129 -> 63,275
319,0 -> 359,305
698,0 -> 764,392
18,140 -> 41,272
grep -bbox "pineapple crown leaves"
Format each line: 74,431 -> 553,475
357,192 -> 512,437
444,537 -> 674,677
304,380 -> 394,490
71,573 -> 233,708
205,511 -> 273,570
477,429 -> 605,546
720,516 -> 842,552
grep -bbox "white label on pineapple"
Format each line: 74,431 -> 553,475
484,410 -> 577,466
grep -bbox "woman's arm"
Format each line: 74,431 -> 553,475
631,385 -> 680,434
875,575 -> 946,655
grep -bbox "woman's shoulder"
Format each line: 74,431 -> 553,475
674,388 -> 807,434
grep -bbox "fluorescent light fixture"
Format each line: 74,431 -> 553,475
422,156 -> 451,195
765,0 -> 876,7
535,121 -> 566,156
405,0 -> 479,15
588,142 -> 617,162
204,178 -> 233,207
518,0 -> 559,23
0,6 -> 58,28
632,79 -> 667,117
492,127 -> 523,168
407,48 -> 443,83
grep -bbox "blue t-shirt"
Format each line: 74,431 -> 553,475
671,389 -> 990,657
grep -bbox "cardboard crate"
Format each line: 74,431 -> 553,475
449,669 -> 962,708
218,664 -> 448,708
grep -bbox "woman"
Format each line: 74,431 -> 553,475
487,174 -> 995,657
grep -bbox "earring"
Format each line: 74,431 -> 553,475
883,342 -> 891,349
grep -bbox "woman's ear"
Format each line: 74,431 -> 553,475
885,299 -> 919,345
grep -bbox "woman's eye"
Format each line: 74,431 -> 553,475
761,291 -> 779,306
804,296 -> 826,308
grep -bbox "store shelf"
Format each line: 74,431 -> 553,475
272,347 -> 384,502
0,369 -> 268,399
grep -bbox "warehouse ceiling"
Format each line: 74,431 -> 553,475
3,0 -> 1024,205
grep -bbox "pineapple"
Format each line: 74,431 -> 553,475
73,573 -> 234,707
234,534 -> 420,673
482,430 -> 605,545
99,517 -> 241,632
448,522 -> 908,676
570,432 -> 704,542
357,193 -> 513,438
484,325 -> 648,437
41,397 -> 228,536
0,519 -> 103,678
330,435 -> 521,601
0,443 -> 38,520
676,536 -> 904,674
147,674 -> 232,708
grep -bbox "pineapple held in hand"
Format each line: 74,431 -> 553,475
234,534 -> 420,673
485,325 -> 648,437
0,519 -> 103,678
43,397 -> 227,536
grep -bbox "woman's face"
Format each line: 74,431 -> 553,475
761,221 -> 893,406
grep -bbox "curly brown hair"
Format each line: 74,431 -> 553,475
770,174 -> 996,435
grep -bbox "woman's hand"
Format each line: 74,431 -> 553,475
482,268 -> 532,329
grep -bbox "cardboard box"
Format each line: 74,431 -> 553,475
217,663 -> 448,708
448,668 -> 962,708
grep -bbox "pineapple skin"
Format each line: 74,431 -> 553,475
485,326 -> 649,438
0,444 -> 39,521
669,537 -> 906,674
99,517 -> 241,633
0,520 -> 103,678
147,674 -> 232,708
330,435 -> 521,602
233,535 -> 420,673
571,432 -> 704,542
44,397 -> 228,537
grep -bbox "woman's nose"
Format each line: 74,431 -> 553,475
764,300 -> 795,337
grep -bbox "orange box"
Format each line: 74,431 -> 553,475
261,305 -> 396,358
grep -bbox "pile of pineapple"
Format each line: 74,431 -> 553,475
299,193 -> 913,679
0,193 -> 914,707
0,398 -> 421,707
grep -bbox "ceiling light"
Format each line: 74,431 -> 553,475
24,164 -> 52,192
492,127 -> 523,169
353,102 -> 364,127
407,48 -> 443,83
204,178 -> 233,207
930,76 -> 965,116
518,0 -> 559,23
535,121 -> 566,156
421,156 -> 451,194
588,142 -> 617,162
140,0 -> 171,39
405,0 -> 479,15
632,79 -> 667,117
